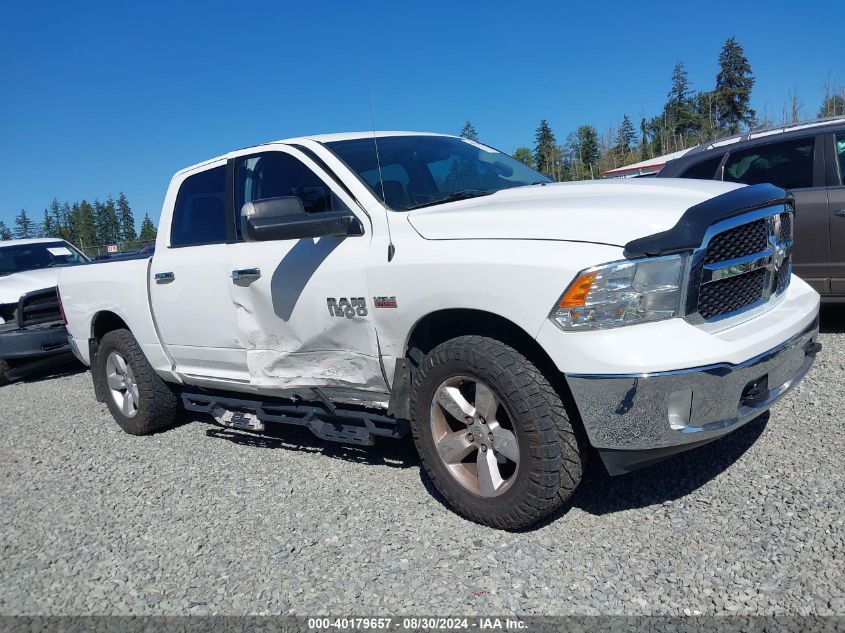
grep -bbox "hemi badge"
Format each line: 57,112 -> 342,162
374,296 -> 398,308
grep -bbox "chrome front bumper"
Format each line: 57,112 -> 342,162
566,317 -> 820,474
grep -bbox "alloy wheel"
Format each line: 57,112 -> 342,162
105,351 -> 139,418
429,375 -> 519,497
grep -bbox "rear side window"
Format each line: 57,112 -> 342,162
171,166 -> 227,247
723,137 -> 815,190
836,133 -> 845,185
680,155 -> 722,180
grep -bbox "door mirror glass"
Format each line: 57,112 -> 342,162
241,197 -> 363,242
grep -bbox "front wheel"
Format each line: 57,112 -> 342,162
96,328 -> 179,435
409,335 -> 583,529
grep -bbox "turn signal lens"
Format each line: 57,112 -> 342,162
559,271 -> 597,308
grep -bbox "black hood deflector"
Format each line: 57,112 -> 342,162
623,183 -> 792,259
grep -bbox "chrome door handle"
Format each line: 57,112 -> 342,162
231,267 -> 261,281
154,271 -> 175,283
834,208 -> 845,218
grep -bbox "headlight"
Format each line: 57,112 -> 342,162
550,255 -> 685,330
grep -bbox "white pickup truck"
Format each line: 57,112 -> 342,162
0,238 -> 89,384
58,132 -> 821,529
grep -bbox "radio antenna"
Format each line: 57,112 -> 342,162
363,60 -> 395,262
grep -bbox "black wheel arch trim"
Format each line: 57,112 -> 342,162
623,183 -> 793,259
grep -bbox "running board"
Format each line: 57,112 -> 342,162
181,391 -> 409,446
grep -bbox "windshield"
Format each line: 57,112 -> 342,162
324,135 -> 551,211
0,241 -> 88,276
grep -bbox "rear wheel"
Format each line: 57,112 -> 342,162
96,329 -> 179,435
0,359 -> 10,386
409,335 -> 583,530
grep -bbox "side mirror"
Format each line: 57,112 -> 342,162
241,197 -> 364,242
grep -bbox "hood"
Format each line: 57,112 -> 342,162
407,178 -> 745,246
0,268 -> 61,305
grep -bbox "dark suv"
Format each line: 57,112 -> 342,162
658,118 -> 845,301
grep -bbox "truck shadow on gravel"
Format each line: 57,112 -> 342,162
6,361 -> 86,386
561,412 -> 770,520
203,424 -> 420,469
820,304 -> 845,333
204,409 -> 769,528
420,412 -> 769,531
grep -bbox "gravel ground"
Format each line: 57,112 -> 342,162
1,310 -> 843,616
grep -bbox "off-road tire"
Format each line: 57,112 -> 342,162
96,328 -> 179,435
409,335 -> 583,530
0,359 -> 10,386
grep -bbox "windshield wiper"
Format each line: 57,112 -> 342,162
408,189 -> 494,210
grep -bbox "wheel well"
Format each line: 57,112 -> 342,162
91,311 -> 128,341
405,308 -> 585,443
407,309 -> 560,384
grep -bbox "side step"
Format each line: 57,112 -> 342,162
181,391 -> 409,447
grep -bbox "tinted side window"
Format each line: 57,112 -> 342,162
236,152 -> 348,218
679,155 -> 722,180
836,133 -> 845,185
171,166 -> 227,247
723,137 -> 815,190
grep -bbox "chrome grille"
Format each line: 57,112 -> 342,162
703,219 -> 768,264
698,269 -> 766,320
690,208 -> 794,322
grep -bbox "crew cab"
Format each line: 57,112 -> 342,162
0,238 -> 88,384
58,132 -> 821,529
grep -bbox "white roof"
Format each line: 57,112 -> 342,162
177,131 -> 455,176
292,130 -> 452,144
0,238 -> 67,247
602,148 -> 691,177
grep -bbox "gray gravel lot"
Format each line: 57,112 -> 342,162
1,310 -> 843,616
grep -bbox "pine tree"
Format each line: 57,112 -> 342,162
819,94 -> 845,118
511,147 -> 535,169
66,202 -> 82,246
533,120 -> 560,179
96,196 -> 121,245
117,192 -> 137,243
41,209 -> 56,238
0,221 -> 11,240
614,115 -> 637,161
138,214 -> 157,242
668,61 -> 691,106
459,121 -> 479,141
48,198 -> 64,237
665,61 -> 698,148
76,200 -> 97,251
576,125 -> 600,178
639,117 -> 651,159
715,37 -> 755,135
13,209 -> 35,238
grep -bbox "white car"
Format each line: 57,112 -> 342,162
58,132 -> 820,528
0,238 -> 88,383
